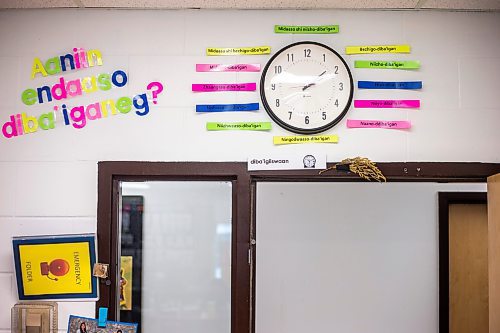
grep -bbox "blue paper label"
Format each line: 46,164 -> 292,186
98,307 -> 108,327
358,81 -> 422,90
196,103 -> 260,112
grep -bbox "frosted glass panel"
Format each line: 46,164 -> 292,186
121,181 -> 232,333
256,182 -> 486,333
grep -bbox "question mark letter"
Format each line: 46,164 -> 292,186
147,82 -> 164,104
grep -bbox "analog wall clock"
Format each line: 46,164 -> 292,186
260,41 -> 354,134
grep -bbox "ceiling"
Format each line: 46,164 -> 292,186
1,0 -> 500,10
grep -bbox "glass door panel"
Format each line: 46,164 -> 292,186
120,181 -> 232,333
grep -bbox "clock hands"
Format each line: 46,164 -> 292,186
260,42 -> 352,134
302,83 -> 316,91
302,70 -> 327,91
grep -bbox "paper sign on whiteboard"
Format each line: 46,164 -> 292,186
248,153 -> 326,171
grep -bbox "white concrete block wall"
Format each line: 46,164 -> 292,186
0,161 -> 97,329
1,10 -> 499,163
0,8 -> 499,331
0,273 -> 17,329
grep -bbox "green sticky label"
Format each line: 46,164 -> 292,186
354,60 -> 420,69
207,122 -> 272,131
274,25 -> 339,34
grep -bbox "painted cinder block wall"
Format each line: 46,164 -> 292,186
0,8 -> 499,332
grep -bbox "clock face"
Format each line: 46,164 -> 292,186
303,154 -> 317,168
260,41 -> 353,134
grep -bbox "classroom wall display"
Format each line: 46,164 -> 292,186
12,234 -> 98,300
346,41 -> 421,133
194,23 -> 422,142
1,47 -> 164,139
1,10 -> 497,162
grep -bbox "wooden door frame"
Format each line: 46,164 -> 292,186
96,162 -> 251,333
97,161 -> 500,333
438,192 -> 488,333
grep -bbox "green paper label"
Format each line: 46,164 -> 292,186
274,25 -> 339,34
354,60 -> 420,69
207,122 -> 272,131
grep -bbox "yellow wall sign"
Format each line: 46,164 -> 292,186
206,46 -> 271,56
273,135 -> 339,145
12,235 -> 98,300
345,45 -> 411,54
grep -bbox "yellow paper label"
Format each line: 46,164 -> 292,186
19,242 -> 93,295
206,46 -> 271,56
345,45 -> 411,55
273,135 -> 339,145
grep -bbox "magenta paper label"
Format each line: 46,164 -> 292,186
196,64 -> 261,72
354,100 -> 420,108
192,83 -> 256,92
347,119 -> 411,129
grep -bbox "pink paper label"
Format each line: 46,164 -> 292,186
192,83 -> 256,92
347,119 -> 411,129
354,100 -> 420,108
196,64 -> 261,72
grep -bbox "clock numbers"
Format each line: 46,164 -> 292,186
288,112 -> 292,120
275,66 -> 282,74
304,49 -> 311,58
322,112 -> 327,120
276,99 -> 280,107
305,116 -> 310,124
334,66 -> 339,74
271,84 -> 276,90
339,82 -> 343,91
334,99 -> 339,107
287,53 -> 294,62
323,54 -> 326,62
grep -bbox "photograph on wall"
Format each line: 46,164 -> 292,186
68,315 -> 138,333
12,234 -> 98,300
120,256 -> 133,310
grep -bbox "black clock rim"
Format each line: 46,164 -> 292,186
260,41 -> 354,135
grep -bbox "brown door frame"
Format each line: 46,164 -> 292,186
438,192 -> 488,333
97,161 -> 500,333
97,162 -> 251,333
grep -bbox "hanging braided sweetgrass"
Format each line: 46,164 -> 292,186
319,157 -> 386,182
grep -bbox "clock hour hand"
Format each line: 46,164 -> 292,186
302,71 -> 327,91
302,83 -> 316,91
